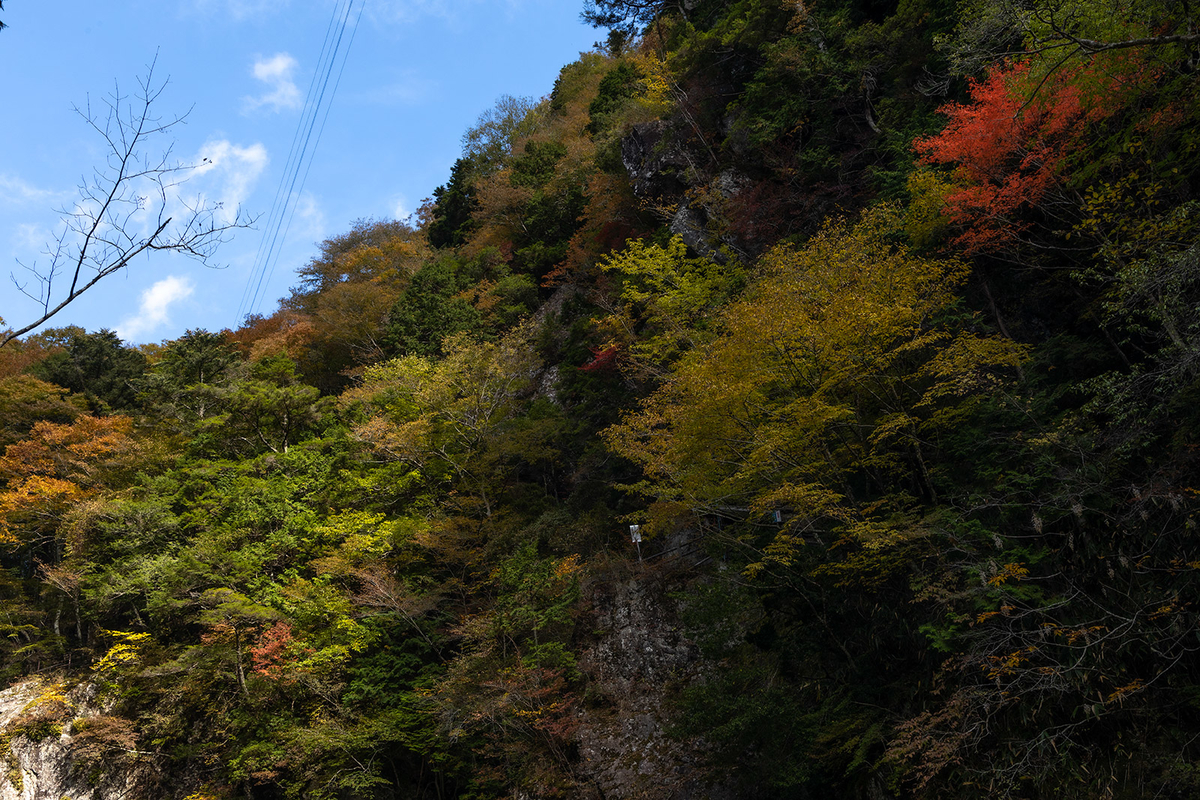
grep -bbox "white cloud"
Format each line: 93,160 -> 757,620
391,195 -> 410,221
291,192 -> 326,242
243,53 -> 302,114
188,139 -> 270,225
187,0 -> 290,21
0,174 -> 72,207
117,276 -> 195,342
354,71 -> 435,106
15,223 -> 51,252
45,138 -> 267,250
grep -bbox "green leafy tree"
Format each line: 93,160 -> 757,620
347,327 -> 547,518
583,0 -> 678,34
596,234 -> 744,378
197,587 -> 281,696
951,0 -> 1200,76
138,329 -> 239,426
461,94 -> 548,178
586,61 -> 645,134
383,256 -> 483,357
428,158 -> 480,249
493,542 -> 581,651
211,356 -> 327,455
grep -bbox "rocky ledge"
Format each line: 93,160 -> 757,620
0,679 -> 148,800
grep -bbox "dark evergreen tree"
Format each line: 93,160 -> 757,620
586,62 -> 644,134
582,0 -> 671,33
383,257 -> 482,357
30,329 -> 147,411
510,141 -> 569,187
137,329 -> 239,424
427,158 -> 479,249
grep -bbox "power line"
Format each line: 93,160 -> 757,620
238,0 -> 346,320
237,0 -> 364,322
257,0 -> 366,317
236,0 -> 347,320
247,0 -> 353,315
240,0 -> 354,319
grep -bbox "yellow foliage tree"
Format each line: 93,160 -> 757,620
596,234 -> 744,378
344,326 -> 547,518
604,207 -> 1026,574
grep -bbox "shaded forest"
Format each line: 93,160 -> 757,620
3,0 -> 1200,797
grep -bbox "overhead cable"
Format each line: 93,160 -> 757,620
237,0 -> 364,321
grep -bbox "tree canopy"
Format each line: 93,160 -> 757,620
4,1 -> 1200,797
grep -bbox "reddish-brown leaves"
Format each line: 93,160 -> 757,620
914,57 -> 1161,254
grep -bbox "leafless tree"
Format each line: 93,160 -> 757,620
1,57 -> 255,347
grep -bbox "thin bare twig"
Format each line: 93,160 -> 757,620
2,54 -> 256,347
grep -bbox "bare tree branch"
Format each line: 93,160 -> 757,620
945,0 -> 1200,80
2,55 -> 256,347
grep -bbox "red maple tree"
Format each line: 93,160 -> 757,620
914,57 -> 1159,254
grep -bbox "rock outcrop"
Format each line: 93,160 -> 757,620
574,565 -> 741,800
621,121 -> 695,200
622,122 -> 753,262
0,679 -> 146,800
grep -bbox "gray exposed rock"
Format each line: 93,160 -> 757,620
669,203 -> 716,260
622,122 -> 693,199
713,168 -> 750,199
623,119 -> 754,262
537,363 -> 561,405
0,680 -> 147,800
669,204 -> 738,264
574,573 -> 741,800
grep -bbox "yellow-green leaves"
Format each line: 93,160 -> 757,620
597,235 -> 744,376
345,327 -> 547,516
94,629 -> 153,680
605,207 -> 1025,568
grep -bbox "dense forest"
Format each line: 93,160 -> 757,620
3,0 -> 1200,797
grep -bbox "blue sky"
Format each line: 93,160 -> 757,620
0,0 -> 600,345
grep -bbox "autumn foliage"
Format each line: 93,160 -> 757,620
0,416 -> 137,548
914,57 -> 1161,254
4,3 -> 1200,799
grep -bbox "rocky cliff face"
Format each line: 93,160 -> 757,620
0,679 -> 146,800
621,121 -> 752,263
573,563 -> 742,800
0,569 -> 735,800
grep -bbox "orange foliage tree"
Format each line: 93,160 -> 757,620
913,57 -> 1161,255
0,415 -> 138,554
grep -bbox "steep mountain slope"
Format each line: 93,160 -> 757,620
3,0 -> 1200,797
